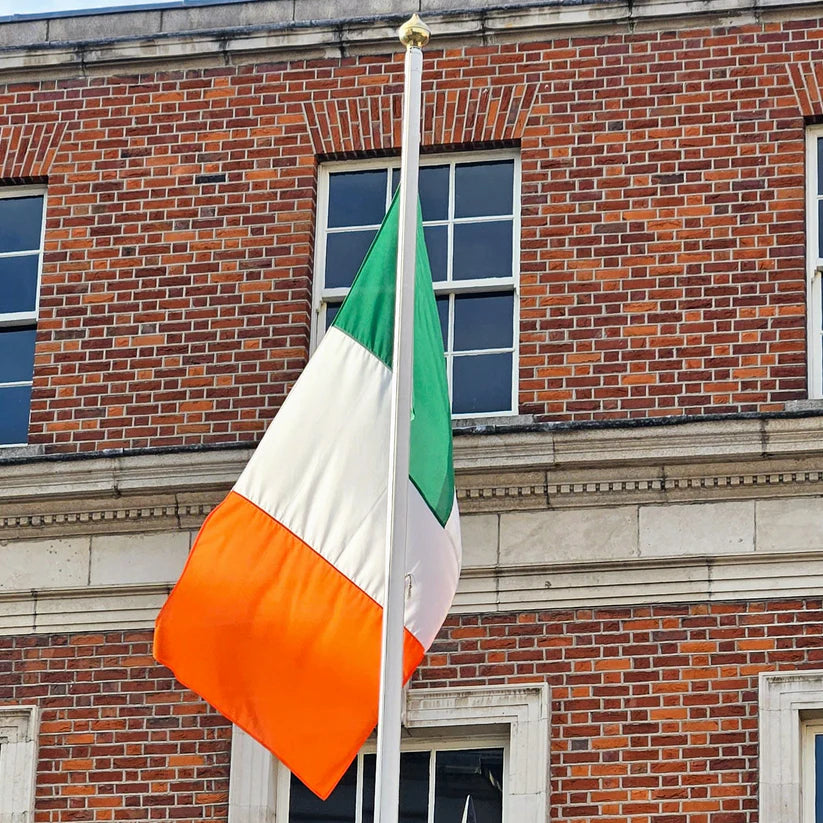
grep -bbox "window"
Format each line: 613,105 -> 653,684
0,187 -> 45,446
288,744 -> 504,823
807,130 -> 823,397
227,685 -> 548,823
803,719 -> 823,823
314,153 -> 519,417
0,706 -> 38,820
759,670 -> 823,823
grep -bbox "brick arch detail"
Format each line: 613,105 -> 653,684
786,61 -> 823,119
0,121 -> 70,181
303,83 -> 538,156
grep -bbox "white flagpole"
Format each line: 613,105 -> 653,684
374,13 -> 430,823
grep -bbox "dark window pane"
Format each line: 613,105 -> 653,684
362,754 -> 376,823
325,229 -> 377,289
454,161 -> 513,218
434,749 -> 503,823
393,166 -> 449,222
399,751 -> 430,823
436,296 -> 449,349
0,253 -> 39,314
362,751 -> 430,823
328,171 -> 387,229
0,196 -> 44,253
325,301 -> 343,330
288,758 -> 357,823
0,327 -> 36,383
818,138 -> 823,193
453,353 -> 512,414
453,221 -> 512,281
819,202 -> 823,259
453,293 -> 514,352
816,734 -> 823,823
419,165 -> 449,221
423,225 -> 447,282
0,384 -> 31,445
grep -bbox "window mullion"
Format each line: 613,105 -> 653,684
809,134 -> 823,399
451,213 -> 513,224
427,749 -> 436,823
0,380 -> 34,389
447,294 -> 455,412
0,249 -> 41,259
355,751 -> 364,823
432,278 -> 515,296
447,161 -> 455,284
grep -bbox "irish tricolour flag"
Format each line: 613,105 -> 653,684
153,193 -> 461,800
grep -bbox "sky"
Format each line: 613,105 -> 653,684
0,0 -> 171,15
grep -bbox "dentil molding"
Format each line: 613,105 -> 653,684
2,416 -> 823,534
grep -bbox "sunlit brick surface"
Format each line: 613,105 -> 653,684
3,599 -> 821,822
0,15 -> 814,451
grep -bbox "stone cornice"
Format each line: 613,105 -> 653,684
0,447 -> 253,503
2,416 -> 823,634
453,415 -> 823,471
0,0 -> 821,79
0,415 -> 822,533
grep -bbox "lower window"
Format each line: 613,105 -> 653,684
289,745 -> 504,823
0,706 -> 38,819
759,670 -> 823,823
804,719 -> 823,823
227,685 -> 549,823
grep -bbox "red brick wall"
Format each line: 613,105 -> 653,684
3,600 -> 820,821
0,632 -> 231,822
419,599 -> 823,823
0,15 -> 817,451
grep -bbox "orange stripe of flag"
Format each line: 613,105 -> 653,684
153,490 -> 424,799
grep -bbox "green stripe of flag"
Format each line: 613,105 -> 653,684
332,192 -> 455,526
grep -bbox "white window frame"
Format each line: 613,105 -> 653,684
0,185 -> 47,448
228,684 -> 549,823
0,705 -> 38,822
806,129 -> 823,398
760,670 -> 823,822
312,151 -> 521,418
0,185 -> 46,328
802,718 -> 823,823
282,732 -> 508,823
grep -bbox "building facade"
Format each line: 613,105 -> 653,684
2,0 -> 823,820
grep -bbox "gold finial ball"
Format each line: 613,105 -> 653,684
399,13 -> 431,49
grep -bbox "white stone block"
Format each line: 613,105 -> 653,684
639,501 -> 754,557
89,531 -> 190,586
460,514 -> 498,568
499,507 -> 637,565
162,0 -> 291,33
756,497 -> 823,553
0,537 -> 89,591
